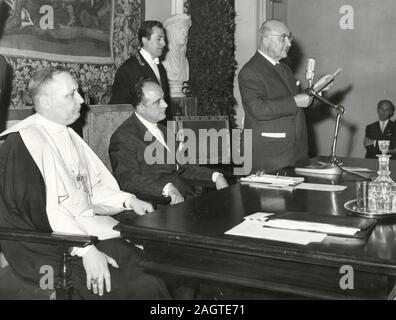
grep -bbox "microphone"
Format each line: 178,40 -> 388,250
305,58 -> 316,89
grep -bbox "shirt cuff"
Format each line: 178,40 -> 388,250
163,183 -> 173,196
374,140 -> 377,147
212,172 -> 223,183
71,245 -> 93,257
123,194 -> 136,208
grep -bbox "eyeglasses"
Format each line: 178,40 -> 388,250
267,33 -> 294,43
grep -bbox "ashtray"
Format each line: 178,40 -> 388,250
344,199 -> 396,219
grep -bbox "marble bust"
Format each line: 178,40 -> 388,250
163,14 -> 192,97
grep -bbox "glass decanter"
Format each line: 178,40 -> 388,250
368,140 -> 396,213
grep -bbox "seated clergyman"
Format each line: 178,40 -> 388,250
0,66 -> 170,299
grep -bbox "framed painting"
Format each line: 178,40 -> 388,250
0,0 -> 115,64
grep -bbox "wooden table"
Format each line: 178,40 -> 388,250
115,157 -> 396,299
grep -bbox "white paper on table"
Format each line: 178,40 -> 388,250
243,181 -> 346,192
243,212 -> 274,223
262,219 -> 359,236
225,219 -> 327,245
240,181 -> 294,191
295,183 -> 347,192
341,166 -> 374,172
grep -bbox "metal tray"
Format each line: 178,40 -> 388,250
344,199 -> 396,219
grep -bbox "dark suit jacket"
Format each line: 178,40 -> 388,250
109,113 -> 215,199
365,120 -> 396,159
0,55 -> 12,131
109,52 -> 172,121
238,52 -> 308,173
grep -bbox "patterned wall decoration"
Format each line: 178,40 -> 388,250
185,0 -> 236,123
4,0 -> 144,109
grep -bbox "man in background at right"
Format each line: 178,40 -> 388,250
364,99 -> 396,159
238,20 -> 313,173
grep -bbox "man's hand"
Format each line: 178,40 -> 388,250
125,197 -> 154,215
82,246 -> 119,296
294,93 -> 313,108
166,183 -> 184,205
215,175 -> 229,190
364,137 -> 375,147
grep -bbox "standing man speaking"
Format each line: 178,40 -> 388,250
238,20 -> 313,173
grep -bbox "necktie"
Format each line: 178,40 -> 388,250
155,126 -> 170,152
274,63 -> 294,94
380,122 -> 385,133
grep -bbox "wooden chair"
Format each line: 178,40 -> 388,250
174,115 -> 231,165
82,104 -> 170,207
0,228 -> 97,300
0,108 -> 34,143
82,104 -> 134,171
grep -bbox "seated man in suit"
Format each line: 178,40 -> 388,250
364,99 -> 396,159
109,78 -> 229,205
0,66 -> 170,299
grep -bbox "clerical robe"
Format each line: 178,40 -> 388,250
0,114 -> 169,299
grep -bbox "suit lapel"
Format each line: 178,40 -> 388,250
132,114 -> 177,169
136,52 -> 162,87
158,64 -> 168,91
131,113 -> 155,147
374,121 -> 382,136
274,61 -> 296,95
255,52 -> 296,95
383,121 -> 394,138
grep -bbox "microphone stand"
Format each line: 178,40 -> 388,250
307,87 -> 344,173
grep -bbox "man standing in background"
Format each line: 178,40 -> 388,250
110,20 -> 172,122
364,99 -> 396,159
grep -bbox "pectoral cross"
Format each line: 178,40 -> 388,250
76,171 -> 89,193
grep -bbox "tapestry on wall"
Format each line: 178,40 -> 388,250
0,0 -> 114,64
1,0 -> 144,109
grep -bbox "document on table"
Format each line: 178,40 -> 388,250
241,181 -> 347,192
341,166 -> 374,172
244,212 -> 274,222
225,215 -> 327,245
295,183 -> 347,192
262,219 -> 359,236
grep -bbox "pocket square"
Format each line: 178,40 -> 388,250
261,132 -> 286,138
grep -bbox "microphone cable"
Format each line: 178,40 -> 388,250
335,163 -> 372,181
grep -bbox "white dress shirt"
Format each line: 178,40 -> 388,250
258,49 -> 278,65
380,120 -> 389,133
135,113 -> 222,196
135,112 -> 170,152
140,48 -> 162,84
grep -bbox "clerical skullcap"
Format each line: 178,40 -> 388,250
163,14 -> 192,29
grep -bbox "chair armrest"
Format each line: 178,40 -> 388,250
0,228 -> 97,248
134,192 -> 171,205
